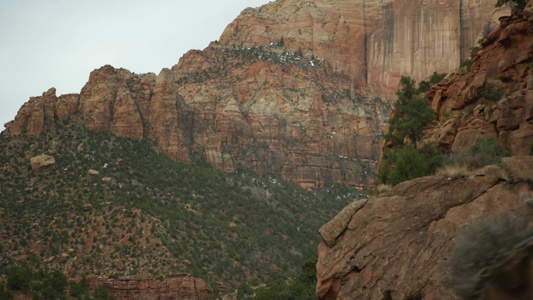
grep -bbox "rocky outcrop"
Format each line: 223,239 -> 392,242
2,53 -> 390,189
219,0 -> 508,91
424,12 -> 533,155
86,274 -> 214,300
2,0 -> 509,188
316,156 -> 533,299
30,154 -> 55,172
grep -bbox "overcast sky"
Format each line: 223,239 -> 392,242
0,0 -> 271,132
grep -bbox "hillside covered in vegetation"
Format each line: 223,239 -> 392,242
0,121 -> 363,297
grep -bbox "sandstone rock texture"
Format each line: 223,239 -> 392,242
316,156 -> 533,300
30,154 -> 55,172
424,13 -> 533,155
86,274 -> 214,300
219,0 -> 508,91
2,0 -> 508,188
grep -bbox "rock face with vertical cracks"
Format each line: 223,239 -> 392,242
316,156 -> 533,299
220,0 -> 508,90
2,0 -> 508,188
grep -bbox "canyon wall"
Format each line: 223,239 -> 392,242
423,12 -> 533,155
219,0 -> 508,90
317,8 -> 533,299
2,0 -> 508,188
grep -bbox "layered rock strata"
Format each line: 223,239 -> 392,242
220,0 -> 508,90
316,156 -> 533,299
86,274 -> 214,300
2,0 -> 508,188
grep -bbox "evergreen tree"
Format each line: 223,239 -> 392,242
495,0 -> 526,10
379,76 -> 441,186
384,76 -> 436,149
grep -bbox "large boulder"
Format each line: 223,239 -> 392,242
316,156 -> 533,299
30,154 -> 55,172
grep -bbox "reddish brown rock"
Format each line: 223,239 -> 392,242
115,158 -> 124,166
316,156 -> 533,300
1,0 -> 510,188
86,274 -> 214,300
148,68 -> 191,163
6,88 -> 58,136
219,0 -> 508,91
30,154 -> 56,172
424,13 -> 533,155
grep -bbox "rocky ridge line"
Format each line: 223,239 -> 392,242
2,0 -> 507,188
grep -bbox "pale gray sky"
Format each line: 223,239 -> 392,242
0,0 -> 271,132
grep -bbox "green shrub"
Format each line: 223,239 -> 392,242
429,72 -> 447,84
418,72 -> 447,93
43,270 -> 67,295
418,80 -> 431,93
384,76 -> 436,149
379,144 -> 441,186
69,279 -> 89,299
481,81 -> 505,103
469,137 -> 510,168
0,289 -> 13,300
92,285 -> 114,300
470,46 -> 480,58
253,258 -> 317,300
6,268 -> 30,291
237,282 -> 252,300
388,146 -> 430,186
495,0 -> 526,10
460,59 -> 474,70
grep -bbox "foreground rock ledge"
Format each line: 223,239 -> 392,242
316,156 -> 533,300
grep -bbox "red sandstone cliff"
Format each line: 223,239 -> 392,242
423,11 -> 533,155
2,0 -> 508,188
219,0 -> 508,90
316,6 -> 533,299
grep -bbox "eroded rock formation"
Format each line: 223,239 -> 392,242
317,6 -> 533,298
29,154 -> 55,172
86,274 -> 214,300
424,11 -> 533,155
220,0 -> 508,90
2,0 -> 508,188
316,156 -> 533,299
